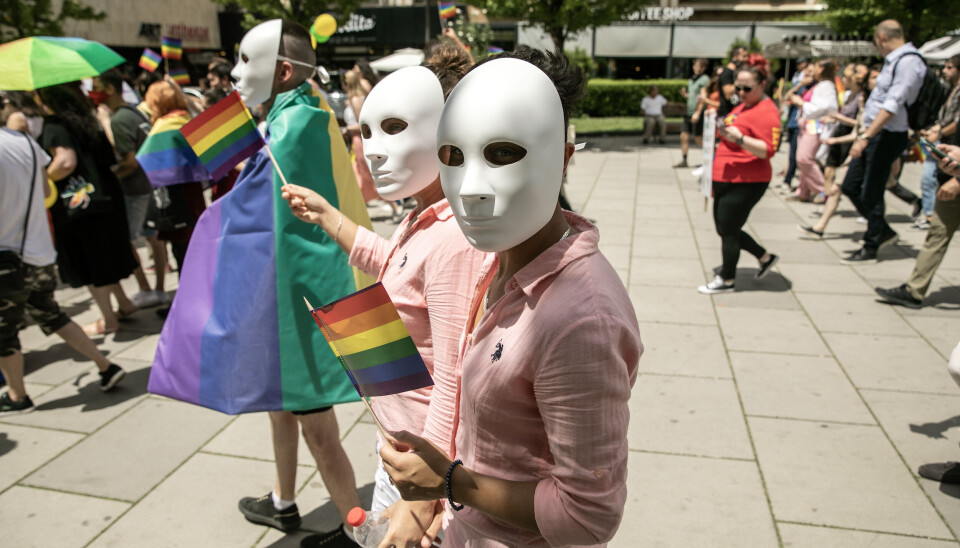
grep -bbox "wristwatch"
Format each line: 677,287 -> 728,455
736,135 -> 745,146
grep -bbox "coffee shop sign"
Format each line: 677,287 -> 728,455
623,7 -> 695,22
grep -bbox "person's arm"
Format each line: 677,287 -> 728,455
112,151 -> 139,179
719,123 -> 772,160
47,146 -> 77,181
937,144 -> 960,177
96,105 -> 115,147
825,131 -> 858,145
6,111 -> 28,133
941,121 -> 957,138
828,111 -> 858,127
802,82 -> 838,120
883,54 -> 926,120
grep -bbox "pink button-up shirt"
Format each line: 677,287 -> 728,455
443,211 -> 642,547
349,199 -> 486,451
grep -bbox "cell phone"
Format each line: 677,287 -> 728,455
919,137 -> 948,160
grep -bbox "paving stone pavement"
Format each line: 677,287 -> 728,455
2,138 -> 959,547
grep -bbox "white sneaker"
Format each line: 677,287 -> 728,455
697,275 -> 735,294
152,290 -> 170,305
130,291 -> 161,308
691,166 -> 704,178
856,216 -> 867,224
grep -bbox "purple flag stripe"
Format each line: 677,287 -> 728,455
359,370 -> 435,397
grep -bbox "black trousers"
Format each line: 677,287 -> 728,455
840,131 -> 909,251
713,181 -> 769,280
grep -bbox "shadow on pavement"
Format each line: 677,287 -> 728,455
0,432 -> 16,458
919,287 -> 960,310
34,366 -> 150,413
910,415 -> 960,439
578,136 -> 642,153
939,482 -> 960,501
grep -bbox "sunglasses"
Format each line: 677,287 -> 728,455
735,85 -> 754,93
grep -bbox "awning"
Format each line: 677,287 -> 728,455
763,39 -> 877,59
369,48 -> 424,73
919,35 -> 960,61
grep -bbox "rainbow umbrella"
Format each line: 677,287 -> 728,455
0,36 -> 125,91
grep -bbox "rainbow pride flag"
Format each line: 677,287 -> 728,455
169,67 -> 190,85
487,46 -> 504,55
180,91 -> 264,181
438,1 -> 456,19
139,48 -> 161,72
161,36 -> 182,60
309,283 -> 432,398
148,82 -> 376,414
912,142 -> 929,162
136,110 -> 211,187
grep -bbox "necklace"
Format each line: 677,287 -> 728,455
484,226 -> 572,311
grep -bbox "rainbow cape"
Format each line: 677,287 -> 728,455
136,110 -> 211,187
309,283 -> 433,398
148,83 -> 375,414
139,48 -> 161,72
161,36 -> 182,60
438,1 -> 456,19
180,91 -> 264,181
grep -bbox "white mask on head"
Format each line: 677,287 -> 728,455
359,66 -> 444,200
231,19 -> 282,108
438,58 -> 566,252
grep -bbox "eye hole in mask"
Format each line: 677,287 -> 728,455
483,142 -> 527,166
360,123 -> 372,139
380,118 -> 408,135
438,145 -> 465,167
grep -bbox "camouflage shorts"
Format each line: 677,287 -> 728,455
0,263 -> 70,356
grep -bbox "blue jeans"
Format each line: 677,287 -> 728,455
783,126 -> 799,185
841,131 -> 910,251
919,147 -> 939,217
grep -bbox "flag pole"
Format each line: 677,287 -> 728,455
302,297 -> 393,443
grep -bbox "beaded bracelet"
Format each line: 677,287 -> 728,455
445,459 -> 464,511
334,214 -> 343,244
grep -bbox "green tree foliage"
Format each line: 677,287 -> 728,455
211,0 -> 363,31
0,0 -> 106,42
822,0 -> 960,46
465,0 -> 651,53
449,13 -> 494,62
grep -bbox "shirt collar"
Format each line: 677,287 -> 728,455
510,210 -> 599,298
884,42 -> 917,64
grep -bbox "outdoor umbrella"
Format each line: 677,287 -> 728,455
0,36 -> 125,90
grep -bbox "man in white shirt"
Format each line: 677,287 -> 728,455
641,86 -> 669,144
0,125 -> 125,412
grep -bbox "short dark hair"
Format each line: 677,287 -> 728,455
97,69 -> 125,96
948,55 -> 960,69
207,62 -> 232,81
470,46 -> 585,132
203,87 -> 228,106
279,19 -> 316,82
817,58 -> 837,82
730,45 -> 747,59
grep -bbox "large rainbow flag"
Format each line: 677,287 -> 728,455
180,91 -> 264,181
309,283 -> 432,398
136,110 -> 211,187
148,83 -> 376,414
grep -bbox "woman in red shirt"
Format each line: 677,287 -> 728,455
699,54 -> 782,294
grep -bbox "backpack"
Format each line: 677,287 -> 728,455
892,51 -> 948,131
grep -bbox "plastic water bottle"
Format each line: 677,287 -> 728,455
348,507 -> 390,548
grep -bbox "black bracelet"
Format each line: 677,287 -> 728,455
445,459 -> 464,511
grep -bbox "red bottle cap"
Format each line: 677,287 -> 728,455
347,507 -> 367,527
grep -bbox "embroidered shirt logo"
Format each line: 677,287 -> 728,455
491,339 -> 503,362
399,253 -> 407,268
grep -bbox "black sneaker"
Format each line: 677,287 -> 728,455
918,462 -> 960,484
755,254 -> 779,280
875,284 -> 923,309
911,200 -> 923,220
0,393 -> 34,413
672,159 -> 688,168
99,364 -> 126,392
698,275 -> 735,294
797,225 -> 823,240
879,230 -> 899,250
840,248 -> 877,264
300,525 -> 359,548
239,493 -> 301,532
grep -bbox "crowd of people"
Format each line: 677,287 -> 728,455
2,14 -> 960,548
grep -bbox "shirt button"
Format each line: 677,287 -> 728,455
509,280 -> 518,289
594,470 -> 604,479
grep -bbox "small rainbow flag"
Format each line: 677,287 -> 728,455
180,91 -> 264,181
139,48 -> 161,72
487,46 -> 504,55
309,283 -> 433,398
438,1 -> 456,20
136,110 -> 211,187
169,67 -> 190,85
161,36 -> 183,60
913,142 -> 929,162
806,119 -> 823,134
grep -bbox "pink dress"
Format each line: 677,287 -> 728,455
349,199 -> 486,452
443,211 -> 643,547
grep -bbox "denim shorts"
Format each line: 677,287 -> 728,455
124,193 -> 158,240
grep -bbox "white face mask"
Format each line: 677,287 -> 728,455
359,66 -> 444,200
438,58 -> 566,252
231,19 -> 282,108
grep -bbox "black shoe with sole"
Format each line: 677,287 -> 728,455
239,493 -> 301,532
875,284 -> 922,309
797,225 -> 824,240
0,393 -> 34,413
879,230 -> 899,250
673,160 -> 688,168
99,364 -> 125,392
840,248 -> 877,264
300,525 -> 359,548
756,254 -> 779,280
918,461 -> 960,484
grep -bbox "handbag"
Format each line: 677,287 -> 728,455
145,184 -> 196,233
0,133 -> 38,297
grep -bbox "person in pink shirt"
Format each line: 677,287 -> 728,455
282,45 -> 486,548
380,48 -> 643,547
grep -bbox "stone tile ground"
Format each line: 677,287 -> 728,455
1,138 -> 958,547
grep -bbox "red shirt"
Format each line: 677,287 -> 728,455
712,97 -> 781,183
